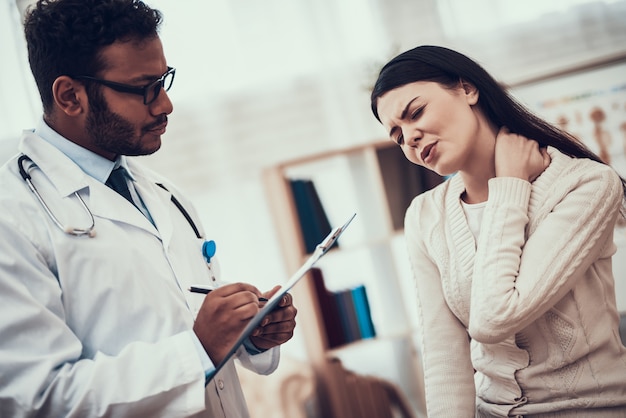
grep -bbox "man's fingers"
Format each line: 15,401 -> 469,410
278,293 -> 293,307
214,282 -> 262,298
262,285 -> 282,300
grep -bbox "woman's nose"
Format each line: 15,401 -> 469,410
402,126 -> 422,146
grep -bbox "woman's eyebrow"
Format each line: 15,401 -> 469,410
388,96 -> 420,137
400,97 -> 420,120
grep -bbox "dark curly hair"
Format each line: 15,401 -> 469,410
23,0 -> 163,115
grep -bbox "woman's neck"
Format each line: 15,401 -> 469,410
460,174 -> 490,204
459,143 -> 496,204
458,107 -> 499,204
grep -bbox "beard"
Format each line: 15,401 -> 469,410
85,88 -> 164,157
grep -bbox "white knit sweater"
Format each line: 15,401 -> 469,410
404,147 -> 626,417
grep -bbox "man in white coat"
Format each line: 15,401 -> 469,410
0,0 -> 297,417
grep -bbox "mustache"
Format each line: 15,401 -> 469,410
143,115 -> 168,132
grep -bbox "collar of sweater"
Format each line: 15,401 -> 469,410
446,146 -> 568,210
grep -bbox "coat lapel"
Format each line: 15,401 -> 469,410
132,171 -> 174,249
19,131 -> 160,238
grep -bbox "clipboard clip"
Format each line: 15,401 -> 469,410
317,212 -> 356,254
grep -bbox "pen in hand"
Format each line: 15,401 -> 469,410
189,286 -> 268,302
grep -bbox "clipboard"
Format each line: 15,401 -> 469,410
206,212 -> 356,382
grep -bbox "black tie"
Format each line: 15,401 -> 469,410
106,167 -> 135,206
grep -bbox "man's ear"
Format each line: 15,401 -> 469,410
52,76 -> 87,117
460,79 -> 479,105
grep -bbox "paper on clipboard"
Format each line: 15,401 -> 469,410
206,212 -> 356,382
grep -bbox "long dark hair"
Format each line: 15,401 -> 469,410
370,45 -> 626,207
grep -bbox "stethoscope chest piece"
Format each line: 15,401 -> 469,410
202,240 -> 216,263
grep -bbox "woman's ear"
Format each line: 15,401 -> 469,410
460,79 -> 479,105
52,76 -> 87,117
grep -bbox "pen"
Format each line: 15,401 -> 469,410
188,286 -> 268,302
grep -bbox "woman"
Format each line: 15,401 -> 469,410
370,45 -> 626,417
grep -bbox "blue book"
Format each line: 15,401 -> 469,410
289,179 -> 317,253
289,179 -> 334,254
351,285 -> 376,340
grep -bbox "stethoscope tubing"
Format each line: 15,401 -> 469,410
17,154 -> 202,239
18,155 -> 96,237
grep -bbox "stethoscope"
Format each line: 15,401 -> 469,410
18,154 -> 203,239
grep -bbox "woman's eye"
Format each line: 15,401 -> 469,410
395,134 -> 404,145
410,107 -> 424,120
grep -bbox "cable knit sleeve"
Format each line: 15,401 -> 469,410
405,193 -> 476,418
469,156 -> 623,343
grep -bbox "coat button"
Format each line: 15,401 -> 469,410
218,379 -> 225,390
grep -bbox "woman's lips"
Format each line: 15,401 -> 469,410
421,142 -> 436,164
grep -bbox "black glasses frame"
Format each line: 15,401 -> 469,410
73,66 -> 175,105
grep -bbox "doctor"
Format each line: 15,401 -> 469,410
0,0 -> 297,417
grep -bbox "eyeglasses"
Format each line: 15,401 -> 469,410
73,66 -> 175,105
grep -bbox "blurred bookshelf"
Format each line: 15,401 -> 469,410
262,140 -> 443,417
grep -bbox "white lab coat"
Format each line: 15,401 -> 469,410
0,131 -> 279,417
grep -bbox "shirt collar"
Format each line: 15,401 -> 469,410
35,117 -> 133,183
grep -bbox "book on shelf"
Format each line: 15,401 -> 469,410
289,178 -> 337,254
351,284 -> 376,340
310,267 -> 376,349
335,289 -> 359,344
311,268 -> 345,348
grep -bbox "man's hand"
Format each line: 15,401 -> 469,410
193,282 -> 263,365
495,126 -> 550,182
249,285 -> 297,351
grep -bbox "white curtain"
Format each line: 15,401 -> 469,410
149,0 -> 387,96
433,0 -> 626,84
438,0 -> 623,37
0,0 -> 39,161
140,0 -> 390,189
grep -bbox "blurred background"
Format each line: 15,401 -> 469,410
1,1 -> 625,416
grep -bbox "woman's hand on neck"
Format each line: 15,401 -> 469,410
495,127 -> 550,182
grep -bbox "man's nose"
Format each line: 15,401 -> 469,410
149,89 -> 174,116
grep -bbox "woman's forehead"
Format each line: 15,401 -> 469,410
377,82 -> 438,116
